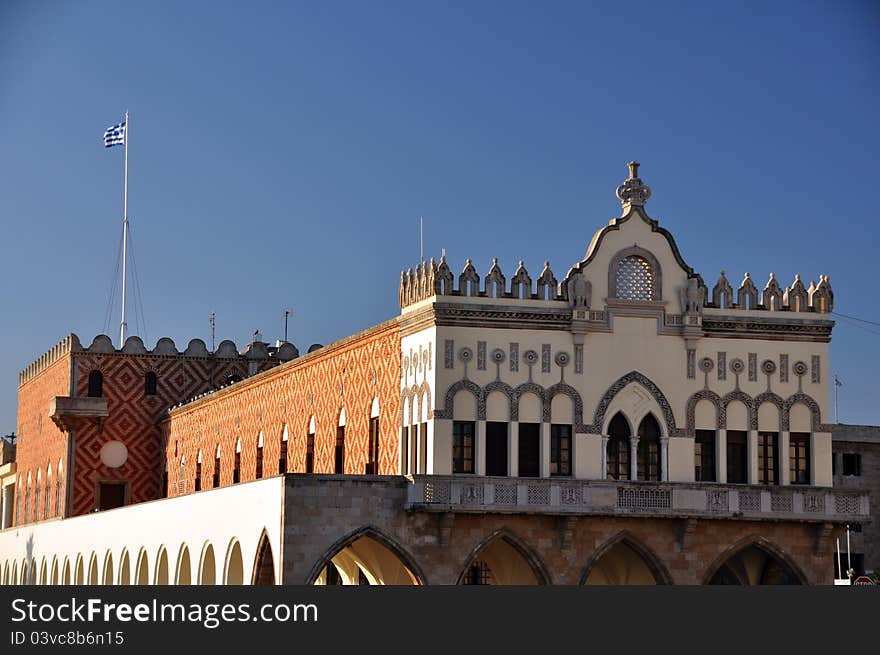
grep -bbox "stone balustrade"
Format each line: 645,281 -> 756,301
405,475 -> 869,522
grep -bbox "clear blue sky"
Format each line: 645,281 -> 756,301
1,0 -> 878,431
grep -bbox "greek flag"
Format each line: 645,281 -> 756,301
103,121 -> 126,148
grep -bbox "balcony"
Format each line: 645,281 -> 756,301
49,396 -> 109,432
405,475 -> 870,523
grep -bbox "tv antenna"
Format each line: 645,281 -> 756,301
209,311 -> 216,352
283,308 -> 292,343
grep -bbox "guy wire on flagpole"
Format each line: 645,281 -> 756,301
120,110 -> 129,348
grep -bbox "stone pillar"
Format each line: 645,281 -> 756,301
660,438 -> 669,482
600,436 -> 609,480
748,429 -> 759,484
509,422 -> 519,477
716,429 -> 727,483
779,431 -> 790,485
475,420 -> 486,476
424,421 -> 435,474
629,436 -> 640,481
541,423 -> 551,478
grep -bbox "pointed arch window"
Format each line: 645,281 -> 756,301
279,427 -> 288,474
637,414 -> 662,481
144,371 -> 157,396
606,413 -> 630,480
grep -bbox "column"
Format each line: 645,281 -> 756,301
425,421 -> 435,474
475,420 -> 486,476
601,436 -> 609,480
748,429 -> 759,484
509,422 -> 519,477
779,431 -> 790,485
630,436 -> 639,481
716,429 -> 727,483
660,438 -> 669,482
540,423 -> 551,478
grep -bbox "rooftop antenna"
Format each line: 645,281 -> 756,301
834,374 -> 843,424
209,311 -> 216,352
283,308 -> 292,343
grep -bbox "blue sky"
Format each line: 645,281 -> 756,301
1,0 -> 878,430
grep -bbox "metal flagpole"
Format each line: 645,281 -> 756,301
120,110 -> 130,347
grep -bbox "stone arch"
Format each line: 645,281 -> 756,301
754,392 -> 785,431
720,390 -> 755,430
701,535 -> 808,585
88,552 -> 99,585
484,381 -> 515,420
513,382 -> 547,422
306,525 -> 427,586
135,549 -> 149,585
50,556 -> 59,585
155,547 -> 169,585
176,544 -> 192,585
457,528 -> 551,585
416,380 -> 433,422
608,246 -> 663,302
224,539 -> 244,585
102,551 -> 114,584
399,387 -> 414,426
251,530 -> 275,585
39,557 -> 47,585
437,379 -> 483,420
62,557 -> 71,585
783,393 -> 822,431
199,542 -> 216,585
592,371 -> 678,436
604,410 -> 635,438
119,550 -> 130,585
580,531 -> 672,585
686,390 -> 722,436
547,382 -> 586,430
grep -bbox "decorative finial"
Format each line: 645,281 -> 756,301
616,161 -> 652,208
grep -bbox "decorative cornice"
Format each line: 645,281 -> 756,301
702,316 -> 834,342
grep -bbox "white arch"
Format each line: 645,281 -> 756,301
338,408 -> 346,427
199,542 -> 217,585
175,544 -> 192,585
155,547 -> 169,585
224,539 -> 244,585
308,416 -> 316,434
370,397 -> 380,418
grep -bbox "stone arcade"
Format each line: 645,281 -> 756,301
0,163 -> 868,586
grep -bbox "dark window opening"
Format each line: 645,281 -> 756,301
486,421 -> 508,476
162,471 -> 168,497
550,424 -> 572,476
518,423 -> 540,478
419,421 -> 428,474
789,433 -> 810,485
335,426 -> 345,474
144,371 -> 157,396
409,425 -> 418,474
607,413 -> 630,480
452,421 -> 475,474
233,452 -> 241,483
758,432 -> 778,485
256,444 -> 263,479
842,453 -> 861,476
87,370 -> 103,397
97,482 -> 126,511
695,430 -> 716,482
366,417 -> 379,474
306,432 -> 315,473
212,455 -> 220,488
727,430 -> 748,483
194,463 -> 201,491
637,414 -> 661,481
279,438 -> 288,474
463,560 -> 492,585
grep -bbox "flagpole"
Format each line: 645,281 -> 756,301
120,110 -> 129,347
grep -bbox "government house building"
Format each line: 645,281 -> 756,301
0,163 -> 869,586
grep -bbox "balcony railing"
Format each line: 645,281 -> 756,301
405,475 -> 870,522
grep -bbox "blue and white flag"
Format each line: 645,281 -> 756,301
103,121 -> 126,148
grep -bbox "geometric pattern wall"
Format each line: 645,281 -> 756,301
14,353 -> 72,523
166,321 -> 401,496
71,352 -> 259,516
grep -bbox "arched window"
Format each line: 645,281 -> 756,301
56,461 -> 63,517
213,446 -> 221,488
637,414 -> 662,481
87,371 -> 103,397
606,413 -> 630,480
279,426 -> 288,474
144,372 -> 157,396
256,432 -> 264,479
335,409 -> 346,474
195,451 -> 202,492
615,256 -> 655,301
